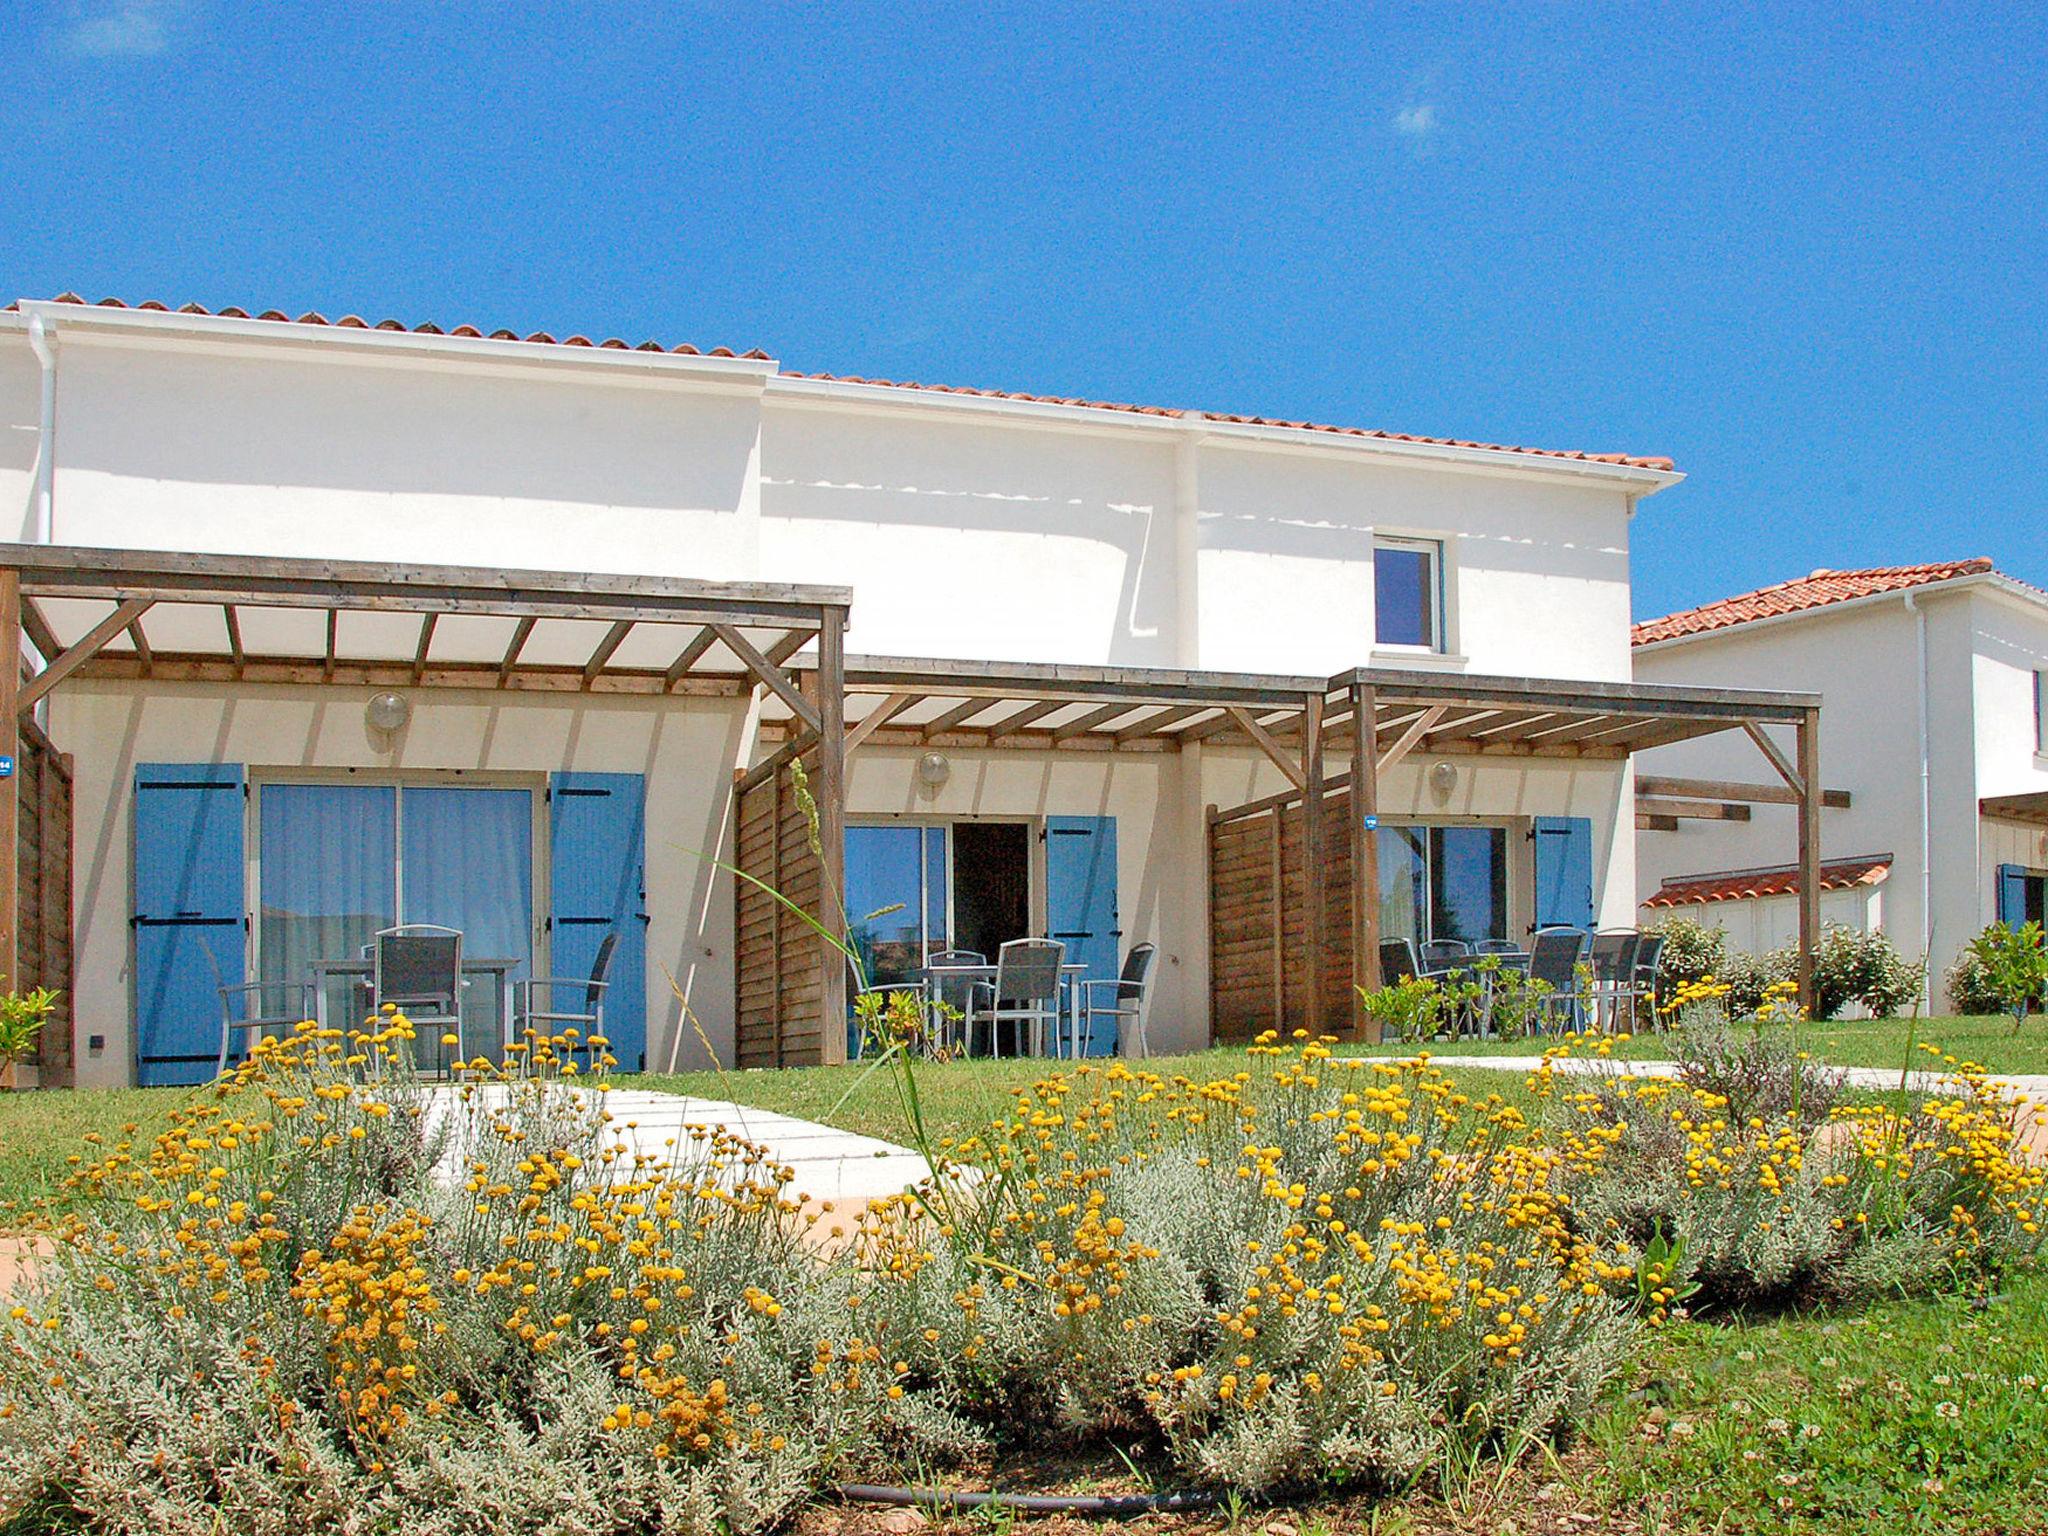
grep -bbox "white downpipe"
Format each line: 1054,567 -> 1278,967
1172,418 -> 1203,669
1905,592 -> 1933,1007
27,312 -> 56,544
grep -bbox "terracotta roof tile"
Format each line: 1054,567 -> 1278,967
11,292 -> 773,361
1632,559 -> 1998,647
8,294 -> 1677,473
782,369 -> 1676,469
1642,856 -> 1892,909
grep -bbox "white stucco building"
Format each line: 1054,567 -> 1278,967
1634,560 -> 2048,1001
0,292 -> 1811,1087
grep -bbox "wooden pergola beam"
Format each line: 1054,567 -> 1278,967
409,613 -> 436,684
1744,722 -> 1805,796
924,697 -> 999,738
498,616 -> 538,683
844,692 -> 915,756
1637,796 -> 1753,822
765,628 -> 814,667
17,598 -> 156,716
582,620 -> 634,684
663,627 -> 720,689
1795,709 -> 1822,1014
1638,774 -> 1851,809
1053,702 -> 1140,741
1115,705 -> 1201,743
225,605 -> 247,678
987,699 -> 1065,741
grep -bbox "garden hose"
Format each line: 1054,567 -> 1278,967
831,1481 -> 1224,1517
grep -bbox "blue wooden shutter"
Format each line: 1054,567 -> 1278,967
1532,816 -> 1595,932
549,773 -> 648,1070
133,764 -> 245,1086
1997,864 -> 2028,928
1045,816 -> 1120,1055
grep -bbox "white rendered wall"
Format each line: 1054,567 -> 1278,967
0,343 -> 39,543
1966,588 -> 2048,943
1195,448 -> 1636,680
43,335 -> 768,576
52,680 -> 751,1089
1637,886 -> 1884,958
4,326 -> 1643,683
1634,599 -> 1939,969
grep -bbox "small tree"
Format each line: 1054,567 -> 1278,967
1964,920 -> 2048,1033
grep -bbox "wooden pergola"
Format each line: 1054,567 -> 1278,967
750,656 -> 1827,1028
0,542 -> 853,1082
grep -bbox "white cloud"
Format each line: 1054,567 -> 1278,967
58,1 -> 181,60
1394,103 -> 1439,139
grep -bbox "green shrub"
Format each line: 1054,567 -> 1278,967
1945,948 -> 2008,1015
1806,925 -> 1924,1020
1649,917 -> 1727,996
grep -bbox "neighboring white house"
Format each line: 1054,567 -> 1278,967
1633,560 -> 2048,1001
1,292 -> 1734,1087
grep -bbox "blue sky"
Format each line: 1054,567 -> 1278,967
8,2 -> 2044,619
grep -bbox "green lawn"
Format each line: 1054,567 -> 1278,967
1583,1262 -> 2048,1533
4,1048 -> 2041,1534
1352,1012 -> 2048,1076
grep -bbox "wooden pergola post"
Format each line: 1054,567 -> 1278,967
0,567 -> 17,999
1795,706 -> 1822,1015
815,607 -> 849,1062
1300,689 -> 1326,1037
1349,681 -> 1381,1043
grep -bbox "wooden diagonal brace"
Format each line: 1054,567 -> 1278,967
1376,705 -> 1449,774
1743,721 -> 1804,796
1227,707 -> 1307,791
713,624 -> 823,736
18,598 -> 154,714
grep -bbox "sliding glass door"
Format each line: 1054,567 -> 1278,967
845,824 -> 949,988
257,781 -> 535,1053
1375,824 -> 1509,948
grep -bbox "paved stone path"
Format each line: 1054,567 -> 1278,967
425,1084 -> 937,1206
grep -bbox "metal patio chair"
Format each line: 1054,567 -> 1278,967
514,931 -> 617,1061
964,938 -> 1065,1058
370,924 -> 463,1072
1073,941 -> 1157,1059
1420,938 -> 1471,969
1631,930 -> 1667,1028
1526,926 -> 1590,1033
209,943 -> 313,1078
1588,929 -> 1642,1033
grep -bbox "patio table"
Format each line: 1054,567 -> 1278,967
309,956 -> 519,1062
920,961 -> 1090,1057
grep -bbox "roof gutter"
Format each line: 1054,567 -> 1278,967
26,310 -> 55,543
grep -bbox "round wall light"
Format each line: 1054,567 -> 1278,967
1428,759 -> 1459,801
916,751 -> 952,791
366,691 -> 412,733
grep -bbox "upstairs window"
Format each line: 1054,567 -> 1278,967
1374,536 -> 1443,650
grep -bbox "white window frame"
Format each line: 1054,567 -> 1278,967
2036,669 -> 2048,757
1372,534 -> 1450,655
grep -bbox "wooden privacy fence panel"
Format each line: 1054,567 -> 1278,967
733,762 -> 826,1067
1208,788 -> 1353,1043
18,723 -> 74,1084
